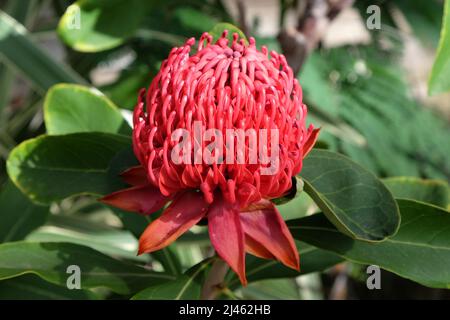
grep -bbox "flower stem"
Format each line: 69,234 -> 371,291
201,257 -> 229,300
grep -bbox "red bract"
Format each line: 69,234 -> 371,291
101,31 -> 319,285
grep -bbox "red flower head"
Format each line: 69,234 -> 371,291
101,31 -> 319,285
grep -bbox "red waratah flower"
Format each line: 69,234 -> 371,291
100,31 -> 319,285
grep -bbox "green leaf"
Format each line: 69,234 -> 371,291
301,149 -> 400,241
0,0 -> 33,115
0,12 -> 85,92
225,241 -> 343,288
209,22 -> 248,44
6,132 -> 130,204
0,180 -> 49,243
383,177 -> 449,209
44,84 -> 131,135
26,214 -> 147,263
0,61 -> 13,118
289,199 -> 450,289
132,258 -> 212,300
239,279 -> 300,300
0,241 -> 174,294
0,274 -> 98,300
428,0 -> 450,95
58,0 -> 150,52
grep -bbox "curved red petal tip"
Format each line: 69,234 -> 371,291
138,191 -> 209,254
208,195 -> 247,286
303,127 -> 321,158
240,200 -> 299,271
137,245 -> 146,256
120,166 -> 148,186
99,185 -> 168,215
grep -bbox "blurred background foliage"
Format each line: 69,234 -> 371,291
0,0 -> 449,299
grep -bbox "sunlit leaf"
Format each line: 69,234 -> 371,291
44,84 -> 131,135
58,0 -> 150,52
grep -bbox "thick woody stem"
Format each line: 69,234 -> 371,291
278,0 -> 355,74
236,0 -> 250,37
201,257 -> 230,300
